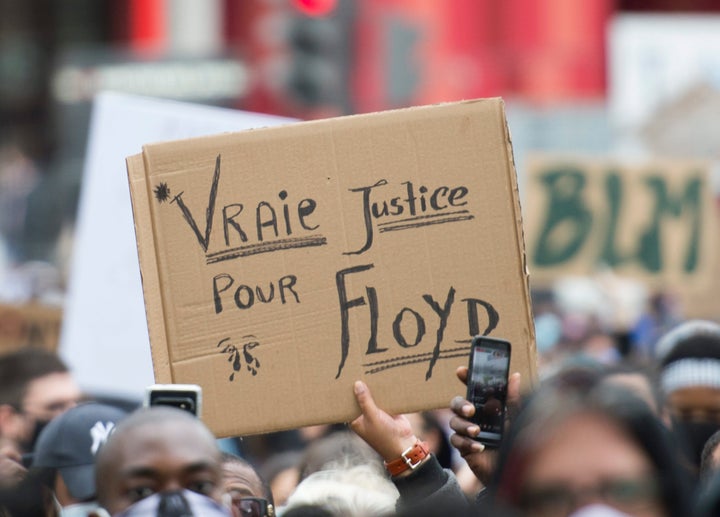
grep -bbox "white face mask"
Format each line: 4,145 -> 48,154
568,504 -> 632,517
113,489 -> 232,517
53,496 -> 108,517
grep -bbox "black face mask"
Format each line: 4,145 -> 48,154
672,418 -> 720,469
24,417 -> 50,454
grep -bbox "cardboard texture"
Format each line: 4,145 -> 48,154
0,303 -> 61,353
675,199 -> 720,320
127,98 -> 536,438
524,155 -> 717,290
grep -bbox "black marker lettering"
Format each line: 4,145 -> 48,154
393,308 -> 426,348
403,181 -> 418,216
422,287 -> 455,380
364,287 -> 386,355
298,199 -> 319,230
389,196 -> 404,215
212,273 -> 234,314
335,264 -> 375,378
430,186 -> 449,210
278,275 -> 300,304
448,186 -> 468,206
171,154 -> 222,252
234,285 -> 254,309
345,180 -> 387,255
255,283 -> 275,303
256,202 -> 279,241
222,204 -> 247,246
279,190 -> 292,236
418,185 -> 428,212
458,298 -> 499,341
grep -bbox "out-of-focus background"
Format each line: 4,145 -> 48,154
1,0 -> 720,385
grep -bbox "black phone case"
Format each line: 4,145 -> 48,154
466,336 -> 511,448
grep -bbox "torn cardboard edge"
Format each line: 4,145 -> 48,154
127,154 -> 172,382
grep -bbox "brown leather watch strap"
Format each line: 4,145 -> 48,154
384,441 -> 430,476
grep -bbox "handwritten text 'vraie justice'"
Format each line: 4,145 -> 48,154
153,154 -> 475,260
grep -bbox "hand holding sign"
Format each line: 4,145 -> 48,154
350,380 -> 420,467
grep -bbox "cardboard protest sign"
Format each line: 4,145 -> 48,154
127,98 -> 536,437
524,155 -> 717,288
0,303 -> 61,353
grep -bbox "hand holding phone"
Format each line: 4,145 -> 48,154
466,336 -> 511,449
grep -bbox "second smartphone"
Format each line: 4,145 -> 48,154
466,335 -> 511,448
143,383 -> 203,418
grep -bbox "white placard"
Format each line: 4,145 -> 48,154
609,14 -> 720,130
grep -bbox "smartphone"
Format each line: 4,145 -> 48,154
466,336 -> 511,448
144,384 -> 202,417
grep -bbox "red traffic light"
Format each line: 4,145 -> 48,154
292,0 -> 337,17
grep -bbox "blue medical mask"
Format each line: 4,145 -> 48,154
113,490 -> 232,517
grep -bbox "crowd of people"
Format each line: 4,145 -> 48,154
1,288 -> 720,516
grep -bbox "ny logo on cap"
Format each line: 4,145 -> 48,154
90,421 -> 116,455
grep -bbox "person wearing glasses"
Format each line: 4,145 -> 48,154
221,452 -> 275,517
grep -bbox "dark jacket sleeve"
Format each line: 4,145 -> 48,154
391,455 -> 472,516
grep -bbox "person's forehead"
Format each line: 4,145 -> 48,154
523,411 -> 653,484
605,373 -> 657,411
222,462 -> 263,496
669,386 -> 720,411
22,372 -> 81,406
115,420 -> 220,470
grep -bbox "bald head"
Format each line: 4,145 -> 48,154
95,406 -> 222,515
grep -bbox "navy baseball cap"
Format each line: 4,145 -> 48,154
32,401 -> 127,501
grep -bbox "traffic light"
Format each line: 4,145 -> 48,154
286,0 -> 354,112
292,0 -> 338,17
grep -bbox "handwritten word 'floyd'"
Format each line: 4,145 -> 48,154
533,168 -> 704,273
335,264 -> 499,380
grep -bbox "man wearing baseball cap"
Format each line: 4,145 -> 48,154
32,401 -> 128,516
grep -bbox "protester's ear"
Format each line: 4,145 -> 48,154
0,404 -> 20,436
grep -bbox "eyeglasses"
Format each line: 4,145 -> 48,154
518,478 -> 661,517
230,496 -> 275,517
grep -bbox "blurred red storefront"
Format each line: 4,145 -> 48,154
223,0 -> 613,117
353,0 -> 612,113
